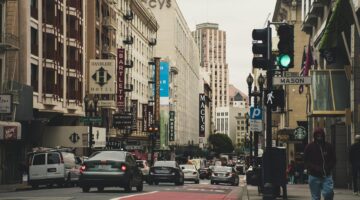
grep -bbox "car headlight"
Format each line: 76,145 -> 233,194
150,172 -> 154,175
171,172 -> 176,175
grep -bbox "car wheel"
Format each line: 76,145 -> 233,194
195,179 -> 199,184
215,182 -> 219,185
82,186 -> 90,192
210,181 -> 214,185
65,174 -> 72,187
154,181 -> 159,185
97,187 -> 104,192
136,181 -> 143,192
148,181 -> 153,185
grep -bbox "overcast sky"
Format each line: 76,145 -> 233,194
177,0 -> 277,93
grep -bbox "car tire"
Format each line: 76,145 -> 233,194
124,184 -> 132,193
195,180 -> 199,184
97,187 -> 104,192
136,181 -> 143,192
148,181 -> 153,185
82,186 -> 90,193
210,181 -> 214,185
154,181 -> 159,185
215,182 -> 219,185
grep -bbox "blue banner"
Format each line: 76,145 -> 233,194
160,62 -> 169,105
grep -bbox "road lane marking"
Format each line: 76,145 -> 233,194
109,191 -> 158,200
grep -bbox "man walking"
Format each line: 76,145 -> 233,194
304,128 -> 336,200
349,135 -> 360,195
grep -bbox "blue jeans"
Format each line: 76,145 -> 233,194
308,175 -> 334,200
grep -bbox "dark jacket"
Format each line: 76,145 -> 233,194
304,142 -> 336,178
349,142 -> 360,167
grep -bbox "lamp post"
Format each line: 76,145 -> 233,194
246,73 -> 265,167
246,74 -> 254,165
84,95 -> 99,156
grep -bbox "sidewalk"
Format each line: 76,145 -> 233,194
0,183 -> 31,193
242,184 -> 357,200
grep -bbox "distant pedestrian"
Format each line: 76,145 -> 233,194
304,128 -> 336,200
349,135 -> 360,196
287,160 -> 296,184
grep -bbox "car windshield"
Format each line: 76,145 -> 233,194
213,166 -> 232,172
180,165 -> 195,170
154,161 -> 176,167
88,151 -> 126,161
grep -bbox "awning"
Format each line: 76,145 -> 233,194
0,121 -> 22,140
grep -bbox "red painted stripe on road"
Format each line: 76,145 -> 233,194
118,191 -> 226,200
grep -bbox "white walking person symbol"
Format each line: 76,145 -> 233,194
267,91 -> 274,104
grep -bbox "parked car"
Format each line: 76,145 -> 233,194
148,161 -> 184,186
136,160 -> 150,182
180,164 -> 199,184
28,148 -> 81,189
198,168 -> 212,179
78,150 -> 143,193
210,166 -> 239,186
235,163 -> 245,175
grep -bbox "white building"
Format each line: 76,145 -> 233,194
145,1 -> 200,146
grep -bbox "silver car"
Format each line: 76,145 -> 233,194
180,164 -> 200,184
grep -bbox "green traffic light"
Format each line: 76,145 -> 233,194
279,54 -> 291,68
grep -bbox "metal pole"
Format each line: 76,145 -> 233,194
254,94 -> 258,167
248,86 -> 253,166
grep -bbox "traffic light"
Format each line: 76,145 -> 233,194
252,27 -> 272,69
277,24 -> 294,69
89,133 -> 95,147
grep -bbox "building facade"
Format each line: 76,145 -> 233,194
300,0 -> 360,188
193,23 -> 229,129
146,1 -> 200,146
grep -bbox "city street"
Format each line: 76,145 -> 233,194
0,176 -> 246,200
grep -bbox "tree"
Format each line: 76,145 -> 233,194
208,133 -> 234,154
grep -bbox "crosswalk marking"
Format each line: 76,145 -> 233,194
109,191 -> 158,200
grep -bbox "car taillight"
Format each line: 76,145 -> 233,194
120,165 -> 127,171
80,165 -> 86,173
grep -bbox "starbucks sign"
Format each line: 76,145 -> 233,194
294,126 -> 307,140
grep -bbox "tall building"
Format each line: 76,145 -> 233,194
193,23 -> 229,135
146,1 -> 201,146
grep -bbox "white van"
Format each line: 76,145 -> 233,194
28,150 -> 81,188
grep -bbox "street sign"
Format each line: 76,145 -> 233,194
113,114 -> 133,128
273,76 -> 311,85
250,107 -> 262,120
80,116 -> 102,123
249,119 -> 263,132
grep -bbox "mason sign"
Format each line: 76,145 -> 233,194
273,76 -> 311,85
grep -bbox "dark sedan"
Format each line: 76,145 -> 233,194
210,166 -> 239,186
148,161 -> 184,185
78,151 -> 143,192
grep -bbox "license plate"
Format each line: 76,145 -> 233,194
47,168 -> 56,172
97,165 -> 111,170
157,170 -> 169,174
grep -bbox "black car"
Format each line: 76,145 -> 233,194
210,166 -> 239,186
149,161 -> 184,185
78,151 -> 143,192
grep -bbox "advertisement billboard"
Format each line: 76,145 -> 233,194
169,111 -> 175,141
199,94 -> 206,137
117,49 -> 125,111
131,100 -> 138,131
142,104 -> 148,132
160,61 -> 169,105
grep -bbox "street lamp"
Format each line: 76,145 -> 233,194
84,95 -> 99,156
246,73 -> 265,167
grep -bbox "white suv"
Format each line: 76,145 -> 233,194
28,149 -> 81,188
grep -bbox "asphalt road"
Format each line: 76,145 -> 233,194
0,176 -> 246,200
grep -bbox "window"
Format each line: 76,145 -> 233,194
47,153 -> 60,164
33,154 -> 45,165
31,64 -> 38,92
31,28 -> 38,55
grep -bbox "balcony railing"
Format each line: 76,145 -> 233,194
123,10 -> 134,21
123,36 -> 134,45
0,32 -> 19,50
124,84 -> 133,92
124,60 -> 134,68
103,16 -> 117,30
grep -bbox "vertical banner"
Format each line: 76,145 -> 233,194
117,49 -> 125,112
131,100 -> 138,131
142,104 -> 148,132
169,111 -> 175,141
154,57 -> 161,123
147,105 -> 154,130
199,94 -> 206,137
160,61 -> 169,105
